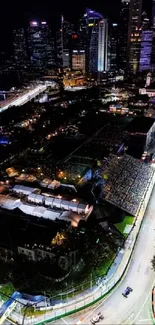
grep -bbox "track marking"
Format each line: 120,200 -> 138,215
77,299 -> 105,324
131,289 -> 153,324
61,318 -> 69,325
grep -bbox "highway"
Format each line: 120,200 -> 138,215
0,83 -> 55,113
51,185 -> 155,325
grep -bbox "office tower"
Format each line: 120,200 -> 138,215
127,0 -> 143,74
151,0 -> 155,70
139,13 -> 152,71
72,50 -> 86,73
13,28 -> 28,71
27,21 -> 55,70
78,17 -> 87,51
97,19 -> 108,72
109,23 -> 119,71
56,16 -> 63,68
61,16 -> 74,68
139,30 -> 153,71
152,0 -> 155,27
119,0 -> 130,71
85,8 -> 108,75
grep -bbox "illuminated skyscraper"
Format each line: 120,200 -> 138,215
128,0 -> 143,74
109,23 -> 119,71
13,28 -> 28,70
61,16 -> 74,68
151,0 -> 155,70
72,50 -> 86,73
27,21 -> 55,70
139,30 -> 153,71
97,19 -> 108,72
85,8 -> 108,75
119,0 -> 130,71
139,13 -> 152,71
152,0 -> 155,27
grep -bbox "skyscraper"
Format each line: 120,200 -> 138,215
139,13 -> 152,71
13,28 -> 28,71
128,0 -> 143,74
139,30 -> 153,71
152,0 -> 155,27
109,23 -> 119,71
61,16 -> 74,68
72,50 -> 86,73
151,0 -> 155,70
97,19 -> 108,72
119,0 -> 130,71
85,8 -> 108,75
27,21 -> 55,71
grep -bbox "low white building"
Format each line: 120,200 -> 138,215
13,185 -> 36,196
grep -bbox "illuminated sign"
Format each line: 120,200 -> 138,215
88,23 -> 94,27
41,21 -> 47,25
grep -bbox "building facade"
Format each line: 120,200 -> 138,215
13,28 -> 28,71
151,0 -> 155,70
72,50 -> 86,73
27,21 -> 55,71
119,0 -> 130,71
85,8 -> 108,75
139,30 -> 153,71
128,0 -> 143,74
109,23 -> 119,71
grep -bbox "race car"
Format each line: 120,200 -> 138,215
90,312 -> 104,324
122,286 -> 133,298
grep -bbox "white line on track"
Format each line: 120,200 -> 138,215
131,289 -> 153,324
77,299 -> 105,324
61,317 -> 69,325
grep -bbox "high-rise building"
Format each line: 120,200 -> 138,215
72,50 -> 86,73
127,0 -> 143,74
27,21 -> 55,70
119,0 -> 130,71
151,0 -> 155,70
152,0 -> 155,27
61,16 -> 74,68
13,28 -> 28,70
85,8 -> 108,75
139,14 -> 152,71
109,23 -> 119,71
139,30 -> 153,71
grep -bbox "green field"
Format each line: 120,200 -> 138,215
115,216 -> 135,238
0,283 -> 15,301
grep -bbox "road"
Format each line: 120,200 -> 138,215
50,185 -> 155,325
0,82 -> 55,113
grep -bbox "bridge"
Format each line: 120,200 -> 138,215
0,82 -> 56,113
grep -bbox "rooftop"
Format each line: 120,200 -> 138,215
126,117 -> 155,134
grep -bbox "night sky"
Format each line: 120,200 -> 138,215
0,0 -> 152,50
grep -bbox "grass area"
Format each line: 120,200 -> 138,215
21,306 -> 46,317
0,283 -> 15,301
115,216 -> 135,238
94,253 -> 116,278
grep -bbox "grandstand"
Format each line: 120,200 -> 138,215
100,154 -> 155,216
